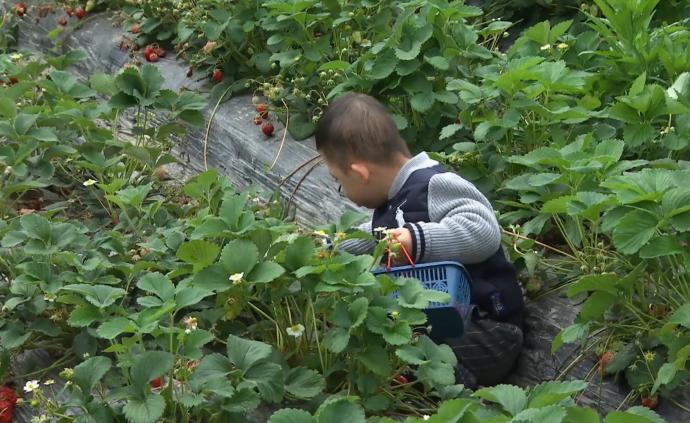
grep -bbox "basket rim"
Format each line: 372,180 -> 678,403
372,260 -> 468,275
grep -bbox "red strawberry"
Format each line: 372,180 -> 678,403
254,115 -> 262,125
598,351 -> 614,375
0,400 -> 13,423
9,77 -> 18,85
186,68 -> 193,78
154,47 -> 166,58
58,16 -> 67,26
393,375 -> 408,385
150,377 -> 162,389
65,6 -> 73,16
75,7 -> 86,19
256,103 -> 267,113
14,3 -> 26,17
0,387 -> 17,403
211,68 -> 223,82
261,122 -> 274,136
143,44 -> 155,56
147,52 -> 159,63
641,394 -> 659,409
130,24 -> 139,33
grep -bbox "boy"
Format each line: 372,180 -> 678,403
315,93 -> 524,389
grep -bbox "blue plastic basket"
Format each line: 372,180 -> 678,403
374,261 -> 472,339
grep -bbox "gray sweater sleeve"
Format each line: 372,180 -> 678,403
404,173 -> 501,264
338,221 -> 377,255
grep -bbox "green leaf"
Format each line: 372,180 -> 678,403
269,409 -> 316,423
424,56 -> 450,70
96,317 -> 134,339
244,361 -> 284,403
349,297 -> 368,330
317,398 -> 365,423
137,272 -> 175,302
630,72 -> 646,97
227,334 -> 272,371
191,353 -> 234,384
564,407 -> 601,423
0,97 -> 16,118
324,327 -> 350,353
181,329 -> 214,359
473,384 -> 527,416
568,274 -> 618,296
131,351 -> 175,397
513,405 -> 567,423
367,49 -> 398,80
396,344 -> 426,365
552,323 -> 589,353
90,73 -> 117,96
220,240 -> 259,275
285,237 -> 315,271
603,411 -> 660,423
382,320 -> 412,345
440,124 -> 464,140
410,91 -> 435,113
219,193 -> 248,229
123,395 -> 166,423
529,173 -> 562,186
528,380 -> 588,408
639,236 -> 683,258
248,261 -> 285,283
285,367 -> 326,398
612,210 -> 658,254
175,287 -> 213,309
73,356 -> 112,394
669,303 -> 690,329
604,343 -> 637,374
177,240 -> 220,273
357,345 -> 391,377
67,306 -> 102,327
20,213 -> 52,241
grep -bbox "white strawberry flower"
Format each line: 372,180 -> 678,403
229,272 -> 244,285
286,323 -> 305,338
24,380 -> 40,393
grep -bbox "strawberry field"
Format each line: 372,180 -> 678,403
1,0 -> 690,422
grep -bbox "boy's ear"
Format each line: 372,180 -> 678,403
350,163 -> 370,183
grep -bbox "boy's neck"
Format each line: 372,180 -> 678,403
376,153 -> 412,200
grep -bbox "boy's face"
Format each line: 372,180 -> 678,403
324,157 -> 386,209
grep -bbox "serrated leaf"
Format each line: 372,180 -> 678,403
317,398 -> 365,423
123,395 -> 166,423
248,261 -> 285,283
324,327 -> 350,353
227,334 -> 272,371
410,91 -> 434,113
612,210 -> 658,254
440,123 -> 463,140
285,367 -> 326,398
220,239 -> 258,275
73,356 -> 112,394
269,409 -> 316,423
176,240 -> 220,273
131,351 -> 174,397
137,272 -> 174,302
96,317 -> 134,340
528,380 -> 588,408
473,384 -> 527,416
357,345 -> 391,376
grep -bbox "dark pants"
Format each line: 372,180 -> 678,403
444,314 -> 524,388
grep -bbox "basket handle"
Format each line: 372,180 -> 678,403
386,233 -> 415,271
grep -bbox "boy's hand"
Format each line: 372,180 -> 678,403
389,228 -> 413,263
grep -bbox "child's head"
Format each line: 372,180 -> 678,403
315,93 -> 411,208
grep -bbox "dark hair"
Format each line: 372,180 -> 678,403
314,93 -> 410,168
